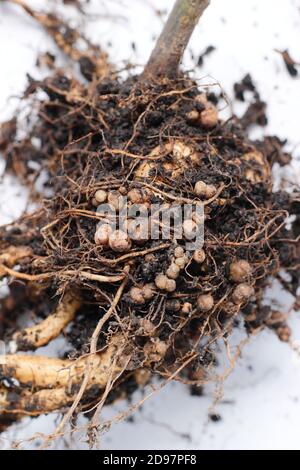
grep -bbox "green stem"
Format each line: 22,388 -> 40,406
142,0 -> 210,80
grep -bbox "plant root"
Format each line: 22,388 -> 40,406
12,292 -> 81,351
0,336 -> 127,389
0,386 -> 74,416
0,333 -> 132,421
0,0 -> 299,443
0,246 -> 33,279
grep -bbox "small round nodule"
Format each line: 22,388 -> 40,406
94,223 -> 113,246
175,256 -> 188,269
166,263 -> 180,280
154,339 -> 168,357
108,191 -> 125,212
230,260 -> 252,283
166,299 -> 181,312
174,246 -> 185,258
193,249 -> 206,264
143,283 -> 156,300
127,218 -> 149,243
232,283 -> 254,304
129,286 -> 145,305
155,274 -> 176,292
277,324 -> 291,343
205,184 -> 217,199
194,180 -> 217,199
155,273 -> 168,290
186,109 -> 200,124
200,105 -> 218,129
109,230 -> 131,252
165,279 -> 176,292
181,302 -> 192,314
197,294 -> 214,312
139,318 -> 155,335
144,338 -> 168,362
183,219 -> 198,240
192,211 -> 205,225
194,180 -> 207,197
128,188 -> 149,204
94,189 -> 107,204
195,94 -> 208,107
118,185 -> 127,195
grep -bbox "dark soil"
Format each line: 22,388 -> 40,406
197,45 -> 216,67
275,49 -> 299,77
234,74 -> 268,129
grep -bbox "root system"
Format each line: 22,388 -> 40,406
0,0 -> 299,443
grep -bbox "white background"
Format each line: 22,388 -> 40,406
0,0 -> 300,450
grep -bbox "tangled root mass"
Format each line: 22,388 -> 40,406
0,0 -> 299,436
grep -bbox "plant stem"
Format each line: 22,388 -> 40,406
142,0 -> 210,80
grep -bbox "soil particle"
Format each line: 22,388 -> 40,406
234,73 -> 256,101
275,49 -> 299,77
209,413 -> 222,422
197,45 -> 216,67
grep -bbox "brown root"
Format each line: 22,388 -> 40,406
12,292 -> 81,351
0,246 -> 33,279
0,336 -> 126,390
0,386 -> 74,416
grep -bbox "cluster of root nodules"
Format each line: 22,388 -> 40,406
0,41 -> 300,438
